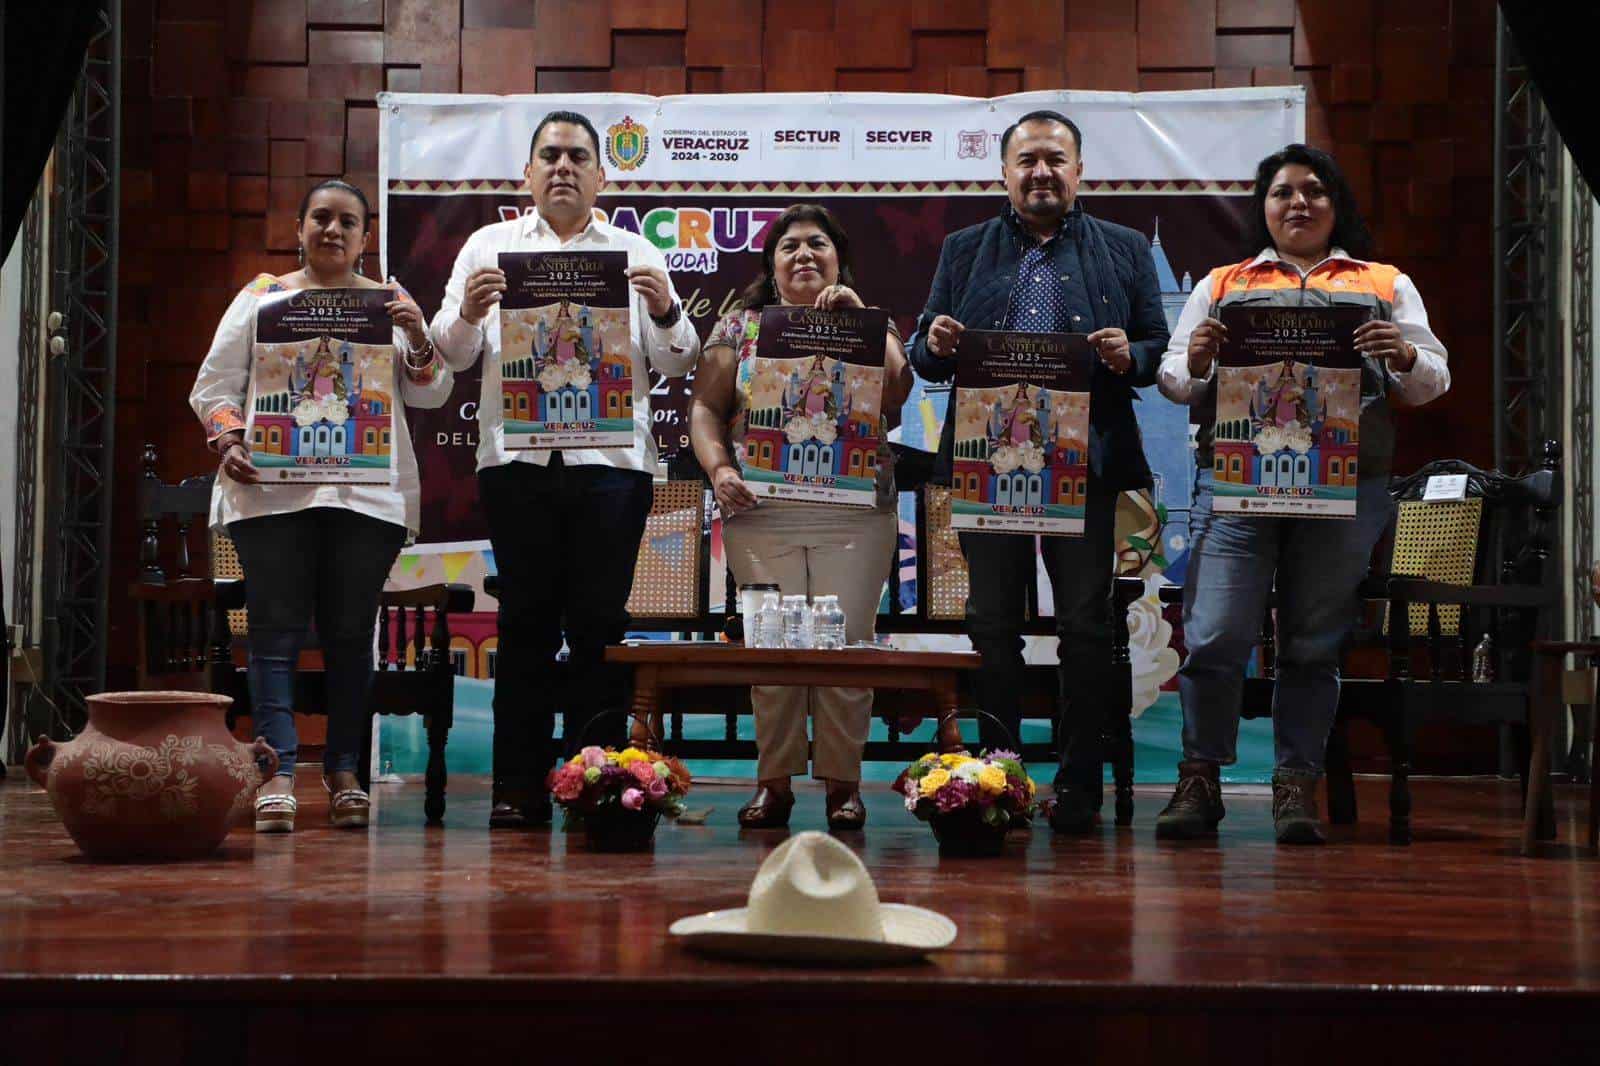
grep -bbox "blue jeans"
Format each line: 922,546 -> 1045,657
1178,468 -> 1394,774
228,508 -> 407,777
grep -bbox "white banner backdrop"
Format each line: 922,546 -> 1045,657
379,88 -> 1304,204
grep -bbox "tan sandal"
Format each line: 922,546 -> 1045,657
254,791 -> 297,833
324,777 -> 371,829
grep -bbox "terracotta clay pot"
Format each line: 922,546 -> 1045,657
24,691 -> 277,861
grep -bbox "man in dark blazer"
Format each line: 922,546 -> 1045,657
908,110 -> 1170,834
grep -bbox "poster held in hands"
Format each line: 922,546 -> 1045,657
249,287 -> 396,484
498,250 -> 633,449
1212,305 -> 1369,518
738,305 -> 890,506
949,330 -> 1093,536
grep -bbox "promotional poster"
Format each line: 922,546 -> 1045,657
1213,304 -> 1368,518
949,330 -> 1093,535
497,249 -> 633,449
740,305 -> 889,506
249,287 -> 395,484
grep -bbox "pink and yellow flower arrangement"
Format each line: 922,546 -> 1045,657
893,749 -> 1036,830
546,745 -> 693,822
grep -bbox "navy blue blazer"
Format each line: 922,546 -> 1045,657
907,208 -> 1170,492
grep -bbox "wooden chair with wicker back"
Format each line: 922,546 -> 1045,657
1354,443 -> 1562,844
131,445 -> 471,823
131,446 -> 232,692
619,479 -> 712,745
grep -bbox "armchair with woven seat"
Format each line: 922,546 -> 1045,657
133,445 -> 472,823
1369,446 -> 1560,846
1156,442 -> 1561,844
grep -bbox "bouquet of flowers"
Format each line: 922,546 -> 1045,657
546,745 -> 693,824
894,750 -> 1036,834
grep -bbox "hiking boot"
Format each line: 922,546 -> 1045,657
1272,770 -> 1326,845
1155,760 -> 1224,839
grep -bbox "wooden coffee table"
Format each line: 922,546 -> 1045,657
605,643 -> 978,753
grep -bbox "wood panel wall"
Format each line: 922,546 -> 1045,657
112,0 -> 1498,687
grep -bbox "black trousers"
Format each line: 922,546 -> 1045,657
958,484 -> 1119,797
478,458 -> 653,791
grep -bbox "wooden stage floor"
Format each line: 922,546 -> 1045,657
3,769 -> 1599,1063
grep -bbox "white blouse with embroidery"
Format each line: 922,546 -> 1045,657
188,274 -> 453,537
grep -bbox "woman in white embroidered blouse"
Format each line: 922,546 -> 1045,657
188,179 -> 452,833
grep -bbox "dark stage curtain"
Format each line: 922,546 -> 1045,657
1499,2 -> 1600,191
1,4 -> 101,260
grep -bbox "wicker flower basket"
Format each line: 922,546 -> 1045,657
581,802 -> 662,852
928,806 -> 1010,857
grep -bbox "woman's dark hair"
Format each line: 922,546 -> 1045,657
1246,143 -> 1372,260
297,179 -> 372,229
737,203 -> 857,309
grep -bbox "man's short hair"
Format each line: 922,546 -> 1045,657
1000,110 -> 1083,160
529,110 -> 602,162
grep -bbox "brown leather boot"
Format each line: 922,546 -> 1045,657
1272,770 -> 1326,845
1155,759 -> 1224,839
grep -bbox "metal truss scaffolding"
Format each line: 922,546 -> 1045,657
1493,11 -> 1563,480
37,1 -> 120,735
7,188 -> 47,759
1572,170 -> 1593,646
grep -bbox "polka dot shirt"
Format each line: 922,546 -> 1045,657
1002,224 -> 1090,335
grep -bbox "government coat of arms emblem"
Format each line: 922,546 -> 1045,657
606,117 -> 649,171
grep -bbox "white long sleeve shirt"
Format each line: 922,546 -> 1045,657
1157,248 -> 1450,406
428,211 -> 700,476
189,274 -> 454,536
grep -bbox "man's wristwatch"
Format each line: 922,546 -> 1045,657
650,301 -> 683,329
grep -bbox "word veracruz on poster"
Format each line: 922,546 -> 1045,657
1213,305 -> 1369,518
949,331 -> 1093,536
741,306 -> 890,506
498,250 -> 632,449
250,288 -> 395,484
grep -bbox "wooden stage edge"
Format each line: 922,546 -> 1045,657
4,772 -> 1600,1061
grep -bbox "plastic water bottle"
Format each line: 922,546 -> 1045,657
755,592 -> 784,649
782,594 -> 814,648
812,595 -> 847,650
1471,633 -> 1495,683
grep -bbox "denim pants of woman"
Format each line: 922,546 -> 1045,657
1178,468 -> 1394,774
228,507 -> 406,778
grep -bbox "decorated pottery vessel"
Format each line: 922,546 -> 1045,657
24,691 -> 276,861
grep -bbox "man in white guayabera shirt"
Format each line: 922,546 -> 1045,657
430,110 -> 700,829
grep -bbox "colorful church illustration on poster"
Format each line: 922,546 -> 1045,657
251,335 -> 393,461
501,300 -> 633,430
950,383 -> 1090,514
739,348 -> 883,504
1211,359 -> 1360,490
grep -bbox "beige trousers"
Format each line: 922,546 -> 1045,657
721,499 -> 897,782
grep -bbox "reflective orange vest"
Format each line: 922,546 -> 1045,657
1197,254 -> 1403,479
